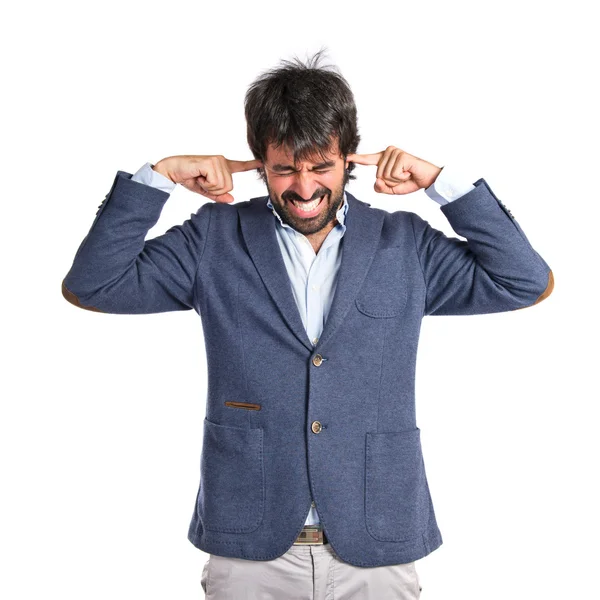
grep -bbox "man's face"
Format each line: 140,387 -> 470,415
263,141 -> 349,236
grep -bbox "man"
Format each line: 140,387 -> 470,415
62,51 -> 554,599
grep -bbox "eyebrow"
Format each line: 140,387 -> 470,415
270,160 -> 336,172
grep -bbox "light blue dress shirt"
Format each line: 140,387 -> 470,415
131,161 -> 475,527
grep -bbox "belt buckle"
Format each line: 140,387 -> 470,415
294,525 -> 326,545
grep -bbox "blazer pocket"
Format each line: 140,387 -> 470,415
355,249 -> 408,318
224,401 -> 261,411
365,428 -> 430,542
198,418 -> 265,533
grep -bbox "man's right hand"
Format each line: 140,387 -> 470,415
152,155 -> 263,203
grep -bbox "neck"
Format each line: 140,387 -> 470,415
304,218 -> 338,254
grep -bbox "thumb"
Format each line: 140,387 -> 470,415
374,178 -> 388,193
182,179 -> 235,203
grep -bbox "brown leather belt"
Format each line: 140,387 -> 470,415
293,525 -> 328,545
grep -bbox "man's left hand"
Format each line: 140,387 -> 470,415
347,146 -> 442,195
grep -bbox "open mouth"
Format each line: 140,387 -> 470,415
289,194 -> 327,216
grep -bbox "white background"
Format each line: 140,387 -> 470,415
2,1 -> 598,598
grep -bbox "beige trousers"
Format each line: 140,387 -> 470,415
201,542 -> 422,599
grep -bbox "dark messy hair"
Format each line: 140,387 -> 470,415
244,48 -> 360,184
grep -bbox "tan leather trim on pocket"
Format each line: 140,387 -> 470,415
224,401 -> 261,411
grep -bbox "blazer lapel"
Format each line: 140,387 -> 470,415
239,192 -> 384,353
317,192 -> 384,349
239,197 -> 314,352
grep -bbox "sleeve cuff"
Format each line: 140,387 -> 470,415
131,161 -> 177,194
424,165 -> 476,205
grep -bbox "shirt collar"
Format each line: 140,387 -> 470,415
266,192 -> 349,232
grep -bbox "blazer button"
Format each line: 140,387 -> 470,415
312,354 -> 323,367
311,421 -> 322,434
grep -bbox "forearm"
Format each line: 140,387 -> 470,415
412,178 -> 554,316
62,170 -> 210,314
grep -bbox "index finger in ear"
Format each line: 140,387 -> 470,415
346,152 -> 383,166
227,158 -> 264,173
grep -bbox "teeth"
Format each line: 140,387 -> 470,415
292,195 -> 324,212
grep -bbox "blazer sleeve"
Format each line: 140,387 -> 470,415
410,178 -> 554,316
61,170 -> 212,314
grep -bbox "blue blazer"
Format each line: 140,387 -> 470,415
62,171 -> 554,567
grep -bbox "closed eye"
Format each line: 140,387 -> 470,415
276,169 -> 330,176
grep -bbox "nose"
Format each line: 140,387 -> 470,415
288,171 -> 322,201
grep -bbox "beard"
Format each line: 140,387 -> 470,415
265,171 -> 348,236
